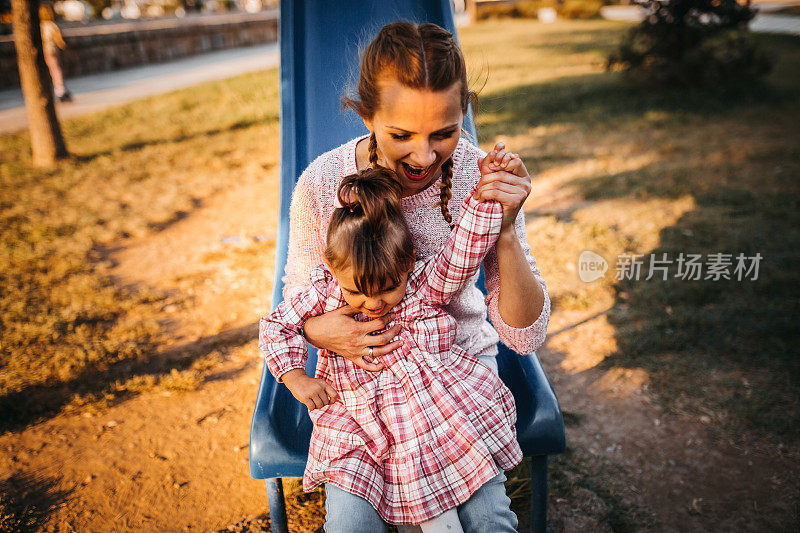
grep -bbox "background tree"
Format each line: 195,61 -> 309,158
10,0 -> 68,167
607,0 -> 773,87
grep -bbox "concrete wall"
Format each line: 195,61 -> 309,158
0,11 -> 278,89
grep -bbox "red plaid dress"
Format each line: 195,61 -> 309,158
259,194 -> 523,525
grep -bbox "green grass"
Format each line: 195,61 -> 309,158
0,69 -> 280,432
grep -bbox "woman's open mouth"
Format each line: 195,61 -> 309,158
401,162 -> 435,182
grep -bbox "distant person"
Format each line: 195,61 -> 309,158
39,5 -> 72,103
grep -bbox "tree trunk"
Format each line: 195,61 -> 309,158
11,0 -> 68,167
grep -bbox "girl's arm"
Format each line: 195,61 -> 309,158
259,267 -> 329,383
419,193 -> 503,307
54,26 -> 66,49
474,143 -> 550,354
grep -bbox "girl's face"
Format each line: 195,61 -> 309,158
330,264 -> 409,319
364,77 -> 464,197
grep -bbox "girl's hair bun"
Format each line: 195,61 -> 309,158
336,167 -> 403,229
326,168 -> 414,296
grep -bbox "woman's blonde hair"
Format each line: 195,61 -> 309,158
342,21 -> 479,226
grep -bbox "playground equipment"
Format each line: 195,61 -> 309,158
249,1 -> 566,531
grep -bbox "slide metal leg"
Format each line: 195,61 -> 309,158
266,477 -> 289,533
530,455 -> 548,533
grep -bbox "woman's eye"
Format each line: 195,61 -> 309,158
435,131 -> 455,139
390,133 -> 409,140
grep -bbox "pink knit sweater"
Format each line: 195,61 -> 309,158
283,134 -> 550,356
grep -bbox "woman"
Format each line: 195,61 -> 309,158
282,21 -> 550,532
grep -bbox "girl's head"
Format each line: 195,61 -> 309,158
325,168 -> 415,318
342,21 -> 479,225
39,4 -> 55,21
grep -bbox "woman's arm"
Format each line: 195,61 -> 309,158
282,167 -> 326,301
474,143 -> 550,353
494,215 -> 547,328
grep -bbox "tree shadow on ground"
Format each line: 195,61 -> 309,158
542,120 -> 800,442
72,119 -> 262,163
472,32 -> 800,446
476,70 -> 793,141
0,322 -> 258,434
0,471 -> 72,532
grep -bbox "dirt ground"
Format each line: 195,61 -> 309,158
1,165 -> 797,532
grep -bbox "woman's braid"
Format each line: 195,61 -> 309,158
438,157 -> 454,227
368,132 -> 381,169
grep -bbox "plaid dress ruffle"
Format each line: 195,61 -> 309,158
260,194 -> 523,524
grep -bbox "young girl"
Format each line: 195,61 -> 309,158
259,163 -> 525,530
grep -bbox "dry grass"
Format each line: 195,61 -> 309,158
0,69 -> 280,432
461,18 -> 799,528
467,18 -> 800,446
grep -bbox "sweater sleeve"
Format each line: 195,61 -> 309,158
483,208 -> 551,354
259,266 -> 330,382
281,164 -> 328,301
469,143 -> 551,354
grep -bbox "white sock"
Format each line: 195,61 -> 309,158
418,508 -> 464,533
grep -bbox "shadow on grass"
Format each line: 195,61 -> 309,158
476,70 -> 794,141
0,471 -> 71,532
475,34 -> 800,443
551,132 -> 800,441
601,197 -> 800,442
0,322 -> 258,434
518,25 -> 626,55
530,91 -> 797,444
72,119 -> 261,163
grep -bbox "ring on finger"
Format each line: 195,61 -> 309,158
368,346 -> 374,358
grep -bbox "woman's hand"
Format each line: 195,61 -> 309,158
474,141 -> 532,233
302,305 -> 403,371
281,369 -> 338,411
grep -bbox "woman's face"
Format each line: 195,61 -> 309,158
364,77 -> 464,196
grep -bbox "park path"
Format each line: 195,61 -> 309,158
0,42 -> 278,134
2,0 -> 795,135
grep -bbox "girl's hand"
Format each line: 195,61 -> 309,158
474,141 -> 532,233
302,305 -> 402,371
281,369 -> 339,411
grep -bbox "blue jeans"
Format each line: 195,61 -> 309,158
324,469 -> 518,532
323,355 -> 518,533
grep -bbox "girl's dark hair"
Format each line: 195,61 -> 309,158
325,168 -> 415,297
342,21 -> 479,226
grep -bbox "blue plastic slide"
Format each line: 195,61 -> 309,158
249,1 -> 566,531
